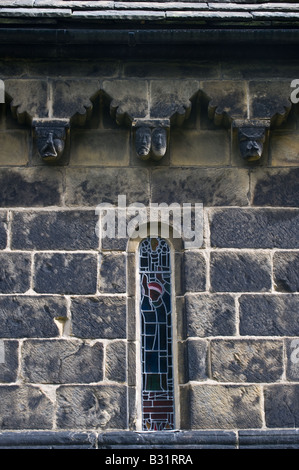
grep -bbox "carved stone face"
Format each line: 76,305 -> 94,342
238,127 -> 265,161
151,127 -> 167,159
35,126 -> 66,162
135,127 -> 151,159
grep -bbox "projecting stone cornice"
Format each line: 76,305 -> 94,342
1,78 -> 295,164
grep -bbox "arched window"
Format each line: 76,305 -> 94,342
139,236 -> 175,431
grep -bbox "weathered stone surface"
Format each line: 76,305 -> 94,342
56,385 -> 127,429
71,296 -> 126,339
34,253 -> 97,295
5,79 -> 49,123
210,252 -> 272,292
182,339 -> 208,382
151,168 -> 249,206
99,252 -> 126,294
211,339 -> 283,383
185,294 -> 236,338
70,129 -> 130,166
239,429 -> 299,449
0,130 -> 29,165
210,208 -> 299,249
0,341 -> 18,383
249,81 -> 291,125
274,252 -> 299,292
184,251 -> 206,292
103,79 -> 148,125
286,339 -> 299,382
65,168 -> 150,206
170,129 -> 230,166
239,294 -> 299,336
251,168 -> 299,207
52,79 -> 100,124
0,430 -> 97,449
201,80 -> 247,125
0,253 -> 31,293
22,339 -> 103,384
185,384 -> 262,429
11,210 -> 98,251
105,341 -> 126,383
0,212 -> 7,249
0,385 -> 53,429
150,80 -> 199,125
270,132 -> 299,166
0,296 -> 67,338
0,168 -> 63,207
264,385 -> 299,428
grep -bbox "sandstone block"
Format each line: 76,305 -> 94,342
185,294 -> 236,338
211,339 -> 283,382
56,385 -> 127,429
22,339 -> 103,384
0,296 -> 67,338
210,252 -> 272,292
239,294 -> 299,336
71,296 -> 126,339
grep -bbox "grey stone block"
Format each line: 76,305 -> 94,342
0,385 -> 53,430
105,341 -> 126,383
34,253 -> 97,295
0,431 -> 97,449
0,253 -> 31,293
210,252 -> 272,292
22,339 -> 103,384
11,210 -> 98,251
239,430 -> 299,449
184,251 -> 206,292
98,430 -> 237,449
186,384 -> 262,429
239,294 -> 299,336
185,294 -> 236,337
56,385 -> 127,429
65,168 -> 150,206
99,252 -> 126,293
274,252 -> 299,292
184,339 -> 208,382
71,296 -> 126,339
286,338 -> 299,382
151,168 -> 249,206
210,339 -> 283,383
0,168 -> 63,207
264,385 -> 299,428
0,296 -> 67,338
0,341 -> 18,383
251,168 -> 299,207
0,212 -> 7,249
210,208 -> 299,249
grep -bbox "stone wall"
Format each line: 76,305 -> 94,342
0,57 -> 299,448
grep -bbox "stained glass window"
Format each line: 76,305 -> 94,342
139,236 -> 174,431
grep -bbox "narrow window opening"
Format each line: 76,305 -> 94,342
139,236 -> 175,431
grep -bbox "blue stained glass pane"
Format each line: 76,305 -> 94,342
139,236 -> 175,431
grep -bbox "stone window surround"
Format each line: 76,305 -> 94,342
127,223 -> 184,432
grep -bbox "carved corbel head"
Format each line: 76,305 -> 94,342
133,120 -> 169,161
238,127 -> 265,161
33,119 -> 69,163
234,120 -> 269,163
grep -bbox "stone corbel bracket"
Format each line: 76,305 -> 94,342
233,119 -> 270,162
132,119 -> 170,161
32,119 -> 70,164
103,79 -> 199,161
5,79 -> 100,163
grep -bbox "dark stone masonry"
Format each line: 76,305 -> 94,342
0,0 -> 299,450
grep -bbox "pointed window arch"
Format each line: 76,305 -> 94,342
139,236 -> 175,431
